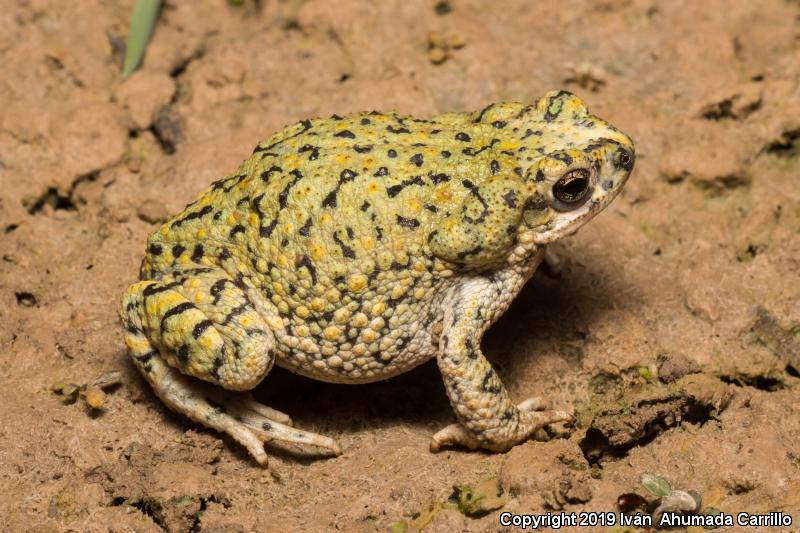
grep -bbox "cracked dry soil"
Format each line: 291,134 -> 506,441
1,1 -> 800,531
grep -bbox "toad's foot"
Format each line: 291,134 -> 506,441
429,397 -> 572,452
233,394 -> 294,426
144,354 -> 341,466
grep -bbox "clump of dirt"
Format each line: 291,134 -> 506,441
579,374 -> 735,464
1,1 -> 799,531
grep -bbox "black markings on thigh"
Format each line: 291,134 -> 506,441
192,319 -> 213,339
176,267 -> 213,278
172,244 -> 186,258
211,356 -> 223,378
210,278 -> 230,304
353,144 -> 373,153
222,303 -> 248,325
387,125 -> 411,134
160,302 -> 196,333
177,344 -> 189,363
135,349 -> 156,365
409,153 -> 424,167
142,280 -> 181,296
148,243 -> 163,255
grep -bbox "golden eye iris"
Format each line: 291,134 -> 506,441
553,169 -> 591,204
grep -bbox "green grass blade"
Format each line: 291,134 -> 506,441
122,0 -> 162,78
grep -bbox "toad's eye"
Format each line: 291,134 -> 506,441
552,169 -> 591,208
614,147 -> 635,171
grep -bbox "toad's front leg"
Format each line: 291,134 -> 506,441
430,276 -> 573,453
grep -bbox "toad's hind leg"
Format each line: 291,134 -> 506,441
120,268 -> 341,466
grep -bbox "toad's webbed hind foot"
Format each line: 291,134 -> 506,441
133,353 -> 341,466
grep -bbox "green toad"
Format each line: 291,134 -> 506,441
120,90 -> 635,466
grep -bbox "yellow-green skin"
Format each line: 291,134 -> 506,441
120,91 -> 635,465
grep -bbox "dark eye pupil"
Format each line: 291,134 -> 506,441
616,149 -> 634,170
554,170 -> 590,203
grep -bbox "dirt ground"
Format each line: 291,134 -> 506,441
2,0 -> 800,531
